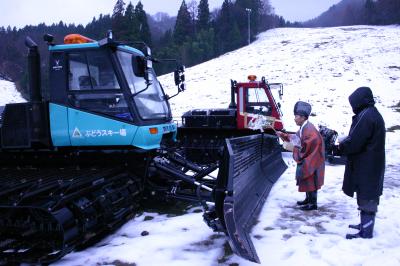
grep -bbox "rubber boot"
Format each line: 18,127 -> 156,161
348,223 -> 361,230
297,192 -> 310,206
349,213 -> 361,230
300,191 -> 317,211
346,211 -> 375,239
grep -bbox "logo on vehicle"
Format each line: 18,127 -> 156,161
52,59 -> 63,71
72,127 -> 82,138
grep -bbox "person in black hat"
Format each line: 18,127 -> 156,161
278,101 -> 325,210
336,87 -> 386,239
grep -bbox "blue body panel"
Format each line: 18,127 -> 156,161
49,42 -> 100,51
67,107 -> 137,146
49,43 -> 144,56
49,103 -> 176,150
118,45 -> 144,56
49,104 -> 71,146
132,123 -> 177,150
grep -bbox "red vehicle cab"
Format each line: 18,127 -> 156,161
233,75 -> 284,131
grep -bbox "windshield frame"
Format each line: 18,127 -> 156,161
116,47 -> 172,122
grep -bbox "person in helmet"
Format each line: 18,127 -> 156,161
337,87 -> 386,239
278,101 -> 325,211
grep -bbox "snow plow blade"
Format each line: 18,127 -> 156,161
215,134 -> 287,263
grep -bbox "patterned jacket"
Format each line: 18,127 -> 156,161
291,122 -> 325,192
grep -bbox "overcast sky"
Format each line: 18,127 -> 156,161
0,0 -> 342,29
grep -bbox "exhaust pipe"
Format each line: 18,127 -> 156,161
25,36 -> 42,102
24,36 -> 50,147
228,80 -> 237,108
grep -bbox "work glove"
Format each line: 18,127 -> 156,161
283,141 -> 294,151
289,134 -> 301,148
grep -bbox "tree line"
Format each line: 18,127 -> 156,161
0,0 -> 285,98
304,0 -> 400,27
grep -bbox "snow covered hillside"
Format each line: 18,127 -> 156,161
2,25 -> 400,266
0,79 -> 25,105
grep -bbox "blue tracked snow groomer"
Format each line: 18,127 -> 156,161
0,33 -> 287,264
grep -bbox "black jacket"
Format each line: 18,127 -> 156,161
339,87 -> 386,200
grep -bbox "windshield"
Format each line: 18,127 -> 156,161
246,87 -> 272,116
117,50 -> 170,120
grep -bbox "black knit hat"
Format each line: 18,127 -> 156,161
294,101 -> 312,118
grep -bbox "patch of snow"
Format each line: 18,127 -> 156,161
0,79 -> 25,105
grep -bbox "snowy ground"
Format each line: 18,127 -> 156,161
0,80 -> 24,105
2,25 -> 400,266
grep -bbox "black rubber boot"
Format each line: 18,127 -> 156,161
346,211 -> 375,239
300,191 -> 317,211
297,192 -> 310,206
348,223 -> 361,230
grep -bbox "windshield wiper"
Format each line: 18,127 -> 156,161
131,81 -> 152,97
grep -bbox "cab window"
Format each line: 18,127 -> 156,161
246,88 -> 272,115
67,50 -> 132,121
68,51 -> 119,91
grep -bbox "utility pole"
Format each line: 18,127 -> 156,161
246,8 -> 252,45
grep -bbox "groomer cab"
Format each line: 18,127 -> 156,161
45,33 -> 183,149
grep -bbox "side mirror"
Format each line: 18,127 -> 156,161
144,58 -> 152,84
132,56 -> 152,84
132,56 -> 145,77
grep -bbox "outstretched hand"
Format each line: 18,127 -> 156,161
283,141 -> 294,151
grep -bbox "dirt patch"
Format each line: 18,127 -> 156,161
386,125 -> 400,132
282,233 -> 292,240
217,241 -> 234,264
341,27 -> 376,31
314,42 -> 329,49
390,101 -> 400,112
191,239 -> 215,247
100,260 -> 136,266
308,221 -> 327,234
264,226 -> 275,231
254,234 -> 263,240
280,211 -> 308,222
210,234 -> 225,240
143,215 -> 154,221
388,66 -> 400,70
345,57 -> 354,64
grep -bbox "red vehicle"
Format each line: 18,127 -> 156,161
178,75 -> 285,163
234,75 -> 284,131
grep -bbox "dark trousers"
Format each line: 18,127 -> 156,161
357,196 -> 379,213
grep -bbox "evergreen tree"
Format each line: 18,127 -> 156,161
197,0 -> 210,31
215,0 -> 240,53
112,0 -> 127,39
124,2 -> 139,41
234,0 -> 263,45
135,1 -> 152,45
365,0 -> 377,24
173,0 -> 193,44
225,22 -> 241,51
377,0 -> 400,24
